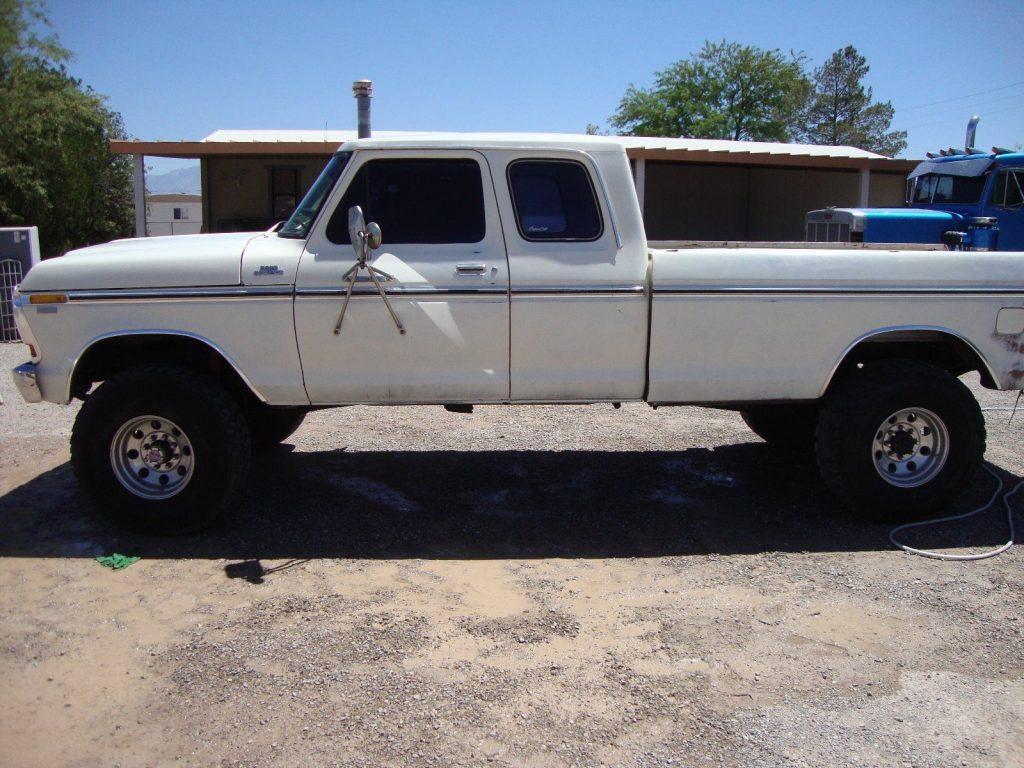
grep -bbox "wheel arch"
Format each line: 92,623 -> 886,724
821,325 -> 1000,396
68,330 -> 267,404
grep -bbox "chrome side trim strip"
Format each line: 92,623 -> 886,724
297,287 -> 507,297
296,285 -> 646,297
66,286 -> 293,301
512,284 -> 645,295
653,286 -> 1024,296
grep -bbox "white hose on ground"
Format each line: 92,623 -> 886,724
890,465 -> 1024,561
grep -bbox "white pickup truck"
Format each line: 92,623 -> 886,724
10,134 -> 1024,533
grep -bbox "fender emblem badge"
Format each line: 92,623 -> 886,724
255,265 -> 284,276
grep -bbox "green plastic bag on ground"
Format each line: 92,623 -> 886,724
95,553 -> 140,570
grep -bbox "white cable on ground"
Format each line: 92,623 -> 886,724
890,465 -> 1024,561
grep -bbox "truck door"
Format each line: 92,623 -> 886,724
294,150 -> 510,404
988,168 -> 1024,250
485,150 -> 648,401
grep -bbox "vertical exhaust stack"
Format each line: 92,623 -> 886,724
353,79 -> 372,139
965,115 -> 979,152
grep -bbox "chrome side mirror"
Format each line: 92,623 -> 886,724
347,205 -> 382,259
366,221 -> 382,250
348,205 -> 367,257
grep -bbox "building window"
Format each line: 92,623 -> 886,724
326,158 -> 485,245
507,159 -> 602,241
173,207 -> 188,220
270,168 -> 301,220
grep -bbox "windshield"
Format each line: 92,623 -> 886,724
279,153 -> 351,238
908,172 -> 986,205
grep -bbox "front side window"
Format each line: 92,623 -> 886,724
279,153 -> 350,238
325,158 -> 485,245
507,160 -> 602,241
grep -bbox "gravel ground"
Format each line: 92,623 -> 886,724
1,341 -> 1022,768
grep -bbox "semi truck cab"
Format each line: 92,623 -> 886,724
807,119 -> 1024,251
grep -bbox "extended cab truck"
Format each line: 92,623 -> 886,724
10,134 -> 1024,534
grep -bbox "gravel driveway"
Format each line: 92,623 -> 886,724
1,341 -> 1022,768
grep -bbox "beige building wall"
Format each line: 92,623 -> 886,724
868,172 -> 908,207
642,161 -> 908,242
203,156 -> 331,232
747,167 -> 860,241
644,162 -> 750,240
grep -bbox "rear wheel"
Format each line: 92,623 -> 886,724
815,360 -> 985,522
249,406 -> 307,450
71,363 -> 251,534
741,404 -> 819,450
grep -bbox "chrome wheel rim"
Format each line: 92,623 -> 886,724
110,415 -> 195,499
871,407 -> 949,488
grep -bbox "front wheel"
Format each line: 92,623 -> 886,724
71,364 -> 252,534
815,360 -> 985,522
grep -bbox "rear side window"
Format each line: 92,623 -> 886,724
326,158 -> 485,245
507,160 -> 602,241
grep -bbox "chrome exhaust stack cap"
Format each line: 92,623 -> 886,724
353,79 -> 373,139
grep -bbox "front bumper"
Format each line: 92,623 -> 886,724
11,363 -> 41,403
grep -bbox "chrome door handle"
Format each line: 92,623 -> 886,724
455,263 -> 487,274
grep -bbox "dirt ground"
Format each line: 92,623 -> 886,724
1,341 -> 1022,768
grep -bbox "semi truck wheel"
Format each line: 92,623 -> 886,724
815,359 -> 985,522
740,404 -> 819,450
70,363 -> 252,534
248,406 -> 307,450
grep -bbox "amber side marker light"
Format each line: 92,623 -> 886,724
28,293 -> 68,305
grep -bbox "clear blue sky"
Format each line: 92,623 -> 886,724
44,0 -> 1024,174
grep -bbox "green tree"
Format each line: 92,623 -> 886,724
0,0 -> 133,257
800,45 -> 907,156
609,41 -> 810,141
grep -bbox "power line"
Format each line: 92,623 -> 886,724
896,89 -> 1024,124
900,102 -> 1024,131
897,80 -> 1024,112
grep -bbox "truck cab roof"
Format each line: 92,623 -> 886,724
335,132 -> 628,154
909,151 -> 1024,179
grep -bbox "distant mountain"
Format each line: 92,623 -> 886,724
146,166 -> 201,196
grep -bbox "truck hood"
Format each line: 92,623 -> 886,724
18,232 -> 262,292
855,208 -> 962,223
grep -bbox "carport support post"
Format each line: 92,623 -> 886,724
858,167 -> 871,208
132,153 -> 147,237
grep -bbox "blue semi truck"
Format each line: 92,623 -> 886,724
806,118 -> 1023,251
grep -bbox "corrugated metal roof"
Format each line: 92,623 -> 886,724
201,129 -> 889,160
111,130 -> 918,170
614,135 -> 888,160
